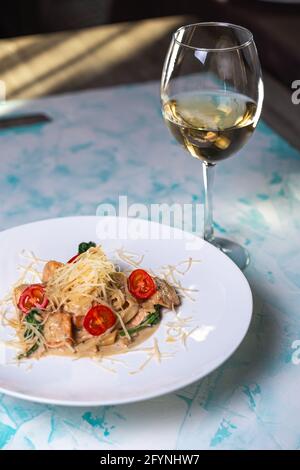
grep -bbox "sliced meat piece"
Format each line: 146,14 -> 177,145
143,278 -> 180,310
44,312 -> 72,348
126,278 -> 179,328
42,260 -> 64,283
127,307 -> 150,328
155,277 -> 180,308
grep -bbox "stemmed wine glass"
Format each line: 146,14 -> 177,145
161,22 -> 263,270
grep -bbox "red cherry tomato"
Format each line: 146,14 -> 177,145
83,304 -> 116,336
67,254 -> 80,264
18,284 -> 49,314
128,269 -> 157,300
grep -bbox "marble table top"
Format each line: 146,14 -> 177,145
0,81 -> 299,450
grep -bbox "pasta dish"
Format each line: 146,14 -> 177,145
3,242 -> 180,360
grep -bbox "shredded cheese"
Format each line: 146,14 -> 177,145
45,246 -> 116,314
113,310 -> 131,341
115,247 -> 144,268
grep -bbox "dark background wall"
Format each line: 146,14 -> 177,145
0,0 -> 299,88
0,0 -> 299,37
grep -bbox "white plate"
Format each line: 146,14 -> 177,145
0,216 -> 252,406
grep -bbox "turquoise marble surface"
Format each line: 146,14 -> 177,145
0,81 -> 300,450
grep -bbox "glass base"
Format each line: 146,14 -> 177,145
210,237 -> 250,271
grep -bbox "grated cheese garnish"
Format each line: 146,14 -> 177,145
45,246 -> 116,314
115,247 -> 145,268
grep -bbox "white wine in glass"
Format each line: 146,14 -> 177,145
161,23 -> 264,269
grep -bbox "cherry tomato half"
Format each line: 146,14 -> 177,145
128,269 -> 157,300
83,304 -> 116,336
18,284 -> 49,314
67,254 -> 80,264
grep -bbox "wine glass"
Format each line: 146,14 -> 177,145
161,22 -> 264,270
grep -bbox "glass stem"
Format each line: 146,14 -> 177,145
202,162 -> 216,242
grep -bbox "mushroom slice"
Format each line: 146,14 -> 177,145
149,277 -> 180,309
